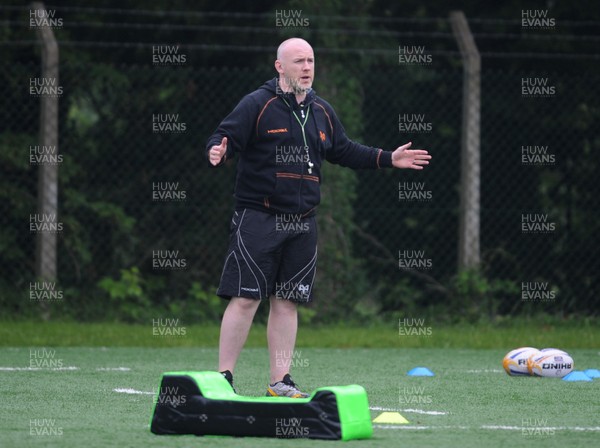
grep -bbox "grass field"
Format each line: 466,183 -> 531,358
1,319 -> 598,348
0,322 -> 598,447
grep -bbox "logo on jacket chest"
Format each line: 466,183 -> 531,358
267,128 -> 289,134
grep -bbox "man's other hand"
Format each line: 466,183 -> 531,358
391,142 -> 431,170
209,137 -> 228,166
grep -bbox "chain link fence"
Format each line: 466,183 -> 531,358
1,4 -> 599,322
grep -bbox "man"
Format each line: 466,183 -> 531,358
207,38 -> 431,397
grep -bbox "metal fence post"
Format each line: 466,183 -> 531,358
450,11 -> 481,270
32,2 -> 59,296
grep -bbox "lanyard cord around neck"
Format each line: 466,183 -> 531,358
281,98 -> 314,173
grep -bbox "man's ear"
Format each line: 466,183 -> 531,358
274,60 -> 284,74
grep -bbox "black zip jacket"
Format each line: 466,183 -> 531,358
206,78 -> 393,215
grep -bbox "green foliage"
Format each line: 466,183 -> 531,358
378,277 -> 428,318
97,267 -> 151,322
2,2 -> 598,325
96,270 -> 225,323
449,269 -> 520,323
314,163 -> 369,321
98,267 -> 144,300
297,304 -> 317,325
375,268 -> 523,325
184,282 -> 224,321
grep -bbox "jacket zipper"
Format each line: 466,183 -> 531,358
282,98 -> 312,214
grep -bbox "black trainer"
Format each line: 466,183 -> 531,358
220,370 -> 236,393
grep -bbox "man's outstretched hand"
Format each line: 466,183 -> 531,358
209,137 -> 228,166
391,142 -> 431,170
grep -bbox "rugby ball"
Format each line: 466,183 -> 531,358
540,348 -> 568,354
502,347 -> 540,376
527,349 -> 574,377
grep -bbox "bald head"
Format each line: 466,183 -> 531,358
277,38 -> 312,60
275,38 -> 315,97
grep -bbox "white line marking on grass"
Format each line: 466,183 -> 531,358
403,409 -> 448,415
374,425 -> 469,430
0,366 -> 79,371
370,406 -> 448,415
1,366 -> 131,372
482,425 -> 600,432
375,425 -> 600,432
113,388 -> 155,395
465,369 -> 503,373
96,367 -> 131,371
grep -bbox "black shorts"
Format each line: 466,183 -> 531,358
217,208 -> 317,303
